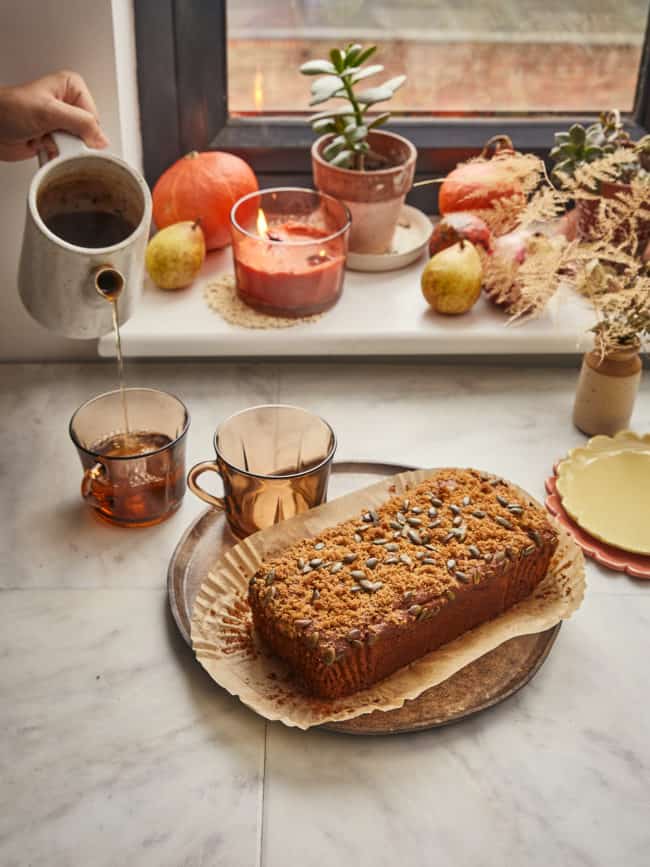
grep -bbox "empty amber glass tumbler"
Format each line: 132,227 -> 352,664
187,404 -> 337,538
69,387 -> 190,527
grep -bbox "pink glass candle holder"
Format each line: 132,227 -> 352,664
230,187 -> 350,317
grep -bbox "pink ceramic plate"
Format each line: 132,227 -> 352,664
545,470 -> 650,579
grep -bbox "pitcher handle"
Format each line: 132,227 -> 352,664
38,132 -> 88,167
187,461 -> 226,511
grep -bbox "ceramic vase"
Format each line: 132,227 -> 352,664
573,345 -> 642,436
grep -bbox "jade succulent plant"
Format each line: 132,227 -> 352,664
300,43 -> 406,170
550,110 -> 649,185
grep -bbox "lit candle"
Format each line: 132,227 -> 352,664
230,189 -> 350,317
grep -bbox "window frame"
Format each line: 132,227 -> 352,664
135,0 -> 650,211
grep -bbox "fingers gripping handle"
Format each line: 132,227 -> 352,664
38,131 -> 88,167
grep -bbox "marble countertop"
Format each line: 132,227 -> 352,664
1,359 -> 649,867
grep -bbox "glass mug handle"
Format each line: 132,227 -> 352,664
187,461 -> 226,511
81,461 -> 107,505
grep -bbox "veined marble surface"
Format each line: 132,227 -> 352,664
0,360 -> 648,867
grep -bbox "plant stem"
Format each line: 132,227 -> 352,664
339,73 -> 364,126
339,72 -> 365,171
364,147 -> 392,168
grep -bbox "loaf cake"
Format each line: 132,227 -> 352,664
248,469 -> 558,699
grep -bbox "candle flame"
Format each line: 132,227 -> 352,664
253,68 -> 264,113
319,249 -> 326,258
257,208 -> 269,239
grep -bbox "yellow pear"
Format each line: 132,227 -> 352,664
421,240 -> 482,314
146,221 -> 206,290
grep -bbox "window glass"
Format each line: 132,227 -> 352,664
228,0 -> 648,114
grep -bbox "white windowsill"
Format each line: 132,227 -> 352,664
98,247 -> 596,358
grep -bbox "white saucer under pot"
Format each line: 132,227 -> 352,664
346,205 -> 432,273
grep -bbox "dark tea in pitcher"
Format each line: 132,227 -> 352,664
37,174 -> 137,248
44,210 -> 135,248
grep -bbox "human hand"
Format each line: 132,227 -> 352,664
0,70 -> 108,162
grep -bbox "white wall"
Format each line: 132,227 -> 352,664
0,0 -> 141,361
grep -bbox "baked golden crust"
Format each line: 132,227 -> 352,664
249,469 -> 558,698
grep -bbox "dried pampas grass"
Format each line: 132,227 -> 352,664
479,145 -> 650,354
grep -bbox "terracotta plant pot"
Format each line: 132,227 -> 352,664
311,130 -> 416,255
573,345 -> 642,436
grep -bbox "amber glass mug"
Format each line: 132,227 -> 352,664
69,387 -> 190,527
187,404 -> 337,538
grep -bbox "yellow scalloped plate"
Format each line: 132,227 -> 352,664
556,431 -> 650,556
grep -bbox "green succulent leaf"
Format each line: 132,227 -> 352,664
329,149 -> 355,167
583,145 -> 604,161
382,75 -> 407,93
330,48 -> 345,71
323,135 -> 348,160
568,124 -> 587,145
309,107 -> 356,123
312,118 -> 337,134
310,91 -> 340,107
309,76 -> 346,106
300,60 -> 337,76
586,125 -> 605,146
554,142 -> 578,157
345,43 -> 363,64
322,145 -> 343,162
355,85 -> 394,105
368,112 -> 391,129
552,159 -> 575,177
349,45 -> 377,67
347,64 -> 384,84
356,75 -> 407,105
311,75 -> 344,97
347,125 -> 368,142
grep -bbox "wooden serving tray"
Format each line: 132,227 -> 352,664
168,461 -> 560,734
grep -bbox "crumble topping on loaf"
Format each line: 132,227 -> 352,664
249,469 -> 556,667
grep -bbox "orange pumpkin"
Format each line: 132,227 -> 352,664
152,151 -> 258,250
438,160 -> 522,215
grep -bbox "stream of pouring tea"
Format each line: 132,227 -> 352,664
94,266 -> 131,438
110,297 -> 131,436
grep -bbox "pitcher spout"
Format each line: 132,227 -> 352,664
94,266 -> 124,301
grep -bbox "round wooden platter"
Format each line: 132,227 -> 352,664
168,461 -> 561,735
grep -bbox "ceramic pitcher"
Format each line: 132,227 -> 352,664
18,132 -> 151,339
